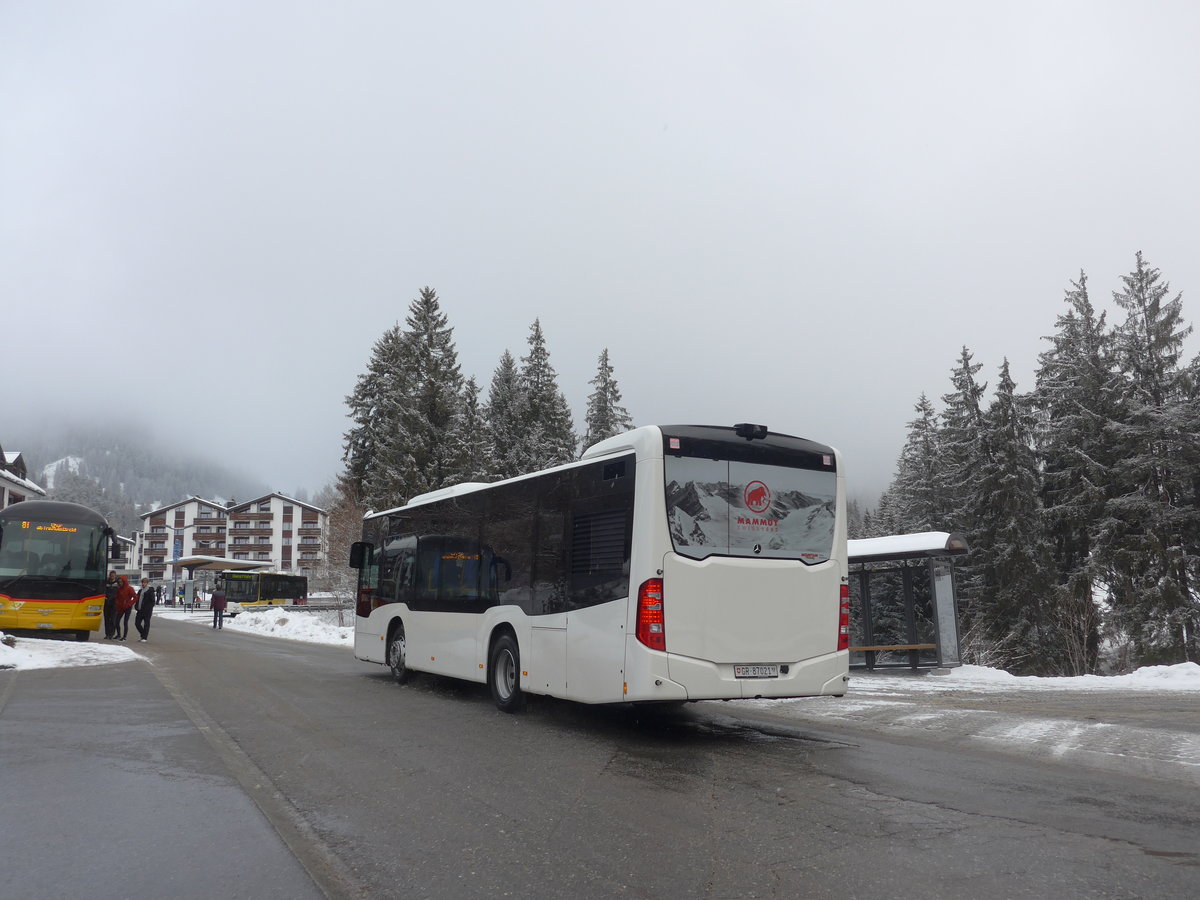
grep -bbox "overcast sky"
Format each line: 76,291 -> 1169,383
4,1 -> 1199,502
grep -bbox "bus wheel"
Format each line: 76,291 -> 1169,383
75,631 -> 90,642
387,625 -> 410,685
489,633 -> 525,713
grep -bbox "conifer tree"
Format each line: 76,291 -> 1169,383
459,376 -> 494,482
888,394 -> 947,532
968,360 -> 1056,673
519,319 -> 577,469
341,323 -> 407,508
938,347 -> 989,635
374,287 -> 466,506
1099,252 -> 1199,664
1032,272 -> 1112,673
580,348 -> 633,454
486,350 -> 531,480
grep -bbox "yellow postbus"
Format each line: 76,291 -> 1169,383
221,570 -> 308,610
0,500 -> 115,640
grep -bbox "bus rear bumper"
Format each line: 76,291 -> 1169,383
658,650 -> 849,701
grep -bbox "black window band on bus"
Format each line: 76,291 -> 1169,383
359,454 -> 637,618
661,426 -> 837,472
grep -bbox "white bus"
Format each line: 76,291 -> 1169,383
350,423 -> 850,711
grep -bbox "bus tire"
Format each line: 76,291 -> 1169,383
75,631 -> 90,642
489,632 -> 525,713
387,624 -> 410,685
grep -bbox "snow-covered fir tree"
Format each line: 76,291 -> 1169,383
1032,272 -> 1112,673
967,360 -> 1057,674
519,319 -> 577,469
580,348 -> 633,454
341,322 -> 407,508
1099,253 -> 1199,665
485,350 -> 532,480
373,287 -> 467,507
459,376 -> 494,482
937,347 -> 989,634
888,393 -> 948,533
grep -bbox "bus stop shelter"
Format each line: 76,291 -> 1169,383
847,531 -> 969,670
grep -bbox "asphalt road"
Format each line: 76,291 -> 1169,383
3,618 -> 1199,900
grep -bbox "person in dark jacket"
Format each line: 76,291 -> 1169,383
210,585 -> 228,630
114,575 -> 137,641
134,578 -> 156,642
103,571 -> 119,639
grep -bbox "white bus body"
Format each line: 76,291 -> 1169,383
351,424 -> 850,711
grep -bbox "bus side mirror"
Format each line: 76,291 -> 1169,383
349,542 -> 372,569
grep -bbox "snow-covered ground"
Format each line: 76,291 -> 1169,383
5,609 -> 1196,691
4,611 -> 1198,782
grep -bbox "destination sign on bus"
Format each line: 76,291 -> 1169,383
20,521 -> 79,534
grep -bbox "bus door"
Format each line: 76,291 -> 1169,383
564,459 -> 634,703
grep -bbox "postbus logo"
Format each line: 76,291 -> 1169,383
744,481 -> 772,513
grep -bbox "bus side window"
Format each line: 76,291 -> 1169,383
397,550 -> 415,601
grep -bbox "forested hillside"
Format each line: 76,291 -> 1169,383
9,420 -> 268,536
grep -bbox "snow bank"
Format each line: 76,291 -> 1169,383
158,606 -> 354,646
0,631 -> 137,671
852,662 -> 1200,693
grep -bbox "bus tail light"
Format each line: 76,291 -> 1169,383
837,584 -> 850,651
636,578 -> 666,651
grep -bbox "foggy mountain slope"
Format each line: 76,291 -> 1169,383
7,419 -> 270,534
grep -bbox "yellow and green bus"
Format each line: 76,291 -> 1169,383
0,500 -> 115,640
221,570 -> 308,609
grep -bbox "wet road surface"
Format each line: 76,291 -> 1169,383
3,618 -> 1199,899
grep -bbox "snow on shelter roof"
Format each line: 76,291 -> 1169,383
168,556 -> 275,572
848,531 -> 969,564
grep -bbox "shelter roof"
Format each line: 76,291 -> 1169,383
848,531 -> 969,564
167,555 -> 274,572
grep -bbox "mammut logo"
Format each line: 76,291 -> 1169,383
744,481 -> 772,513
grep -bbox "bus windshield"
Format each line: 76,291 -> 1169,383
223,574 -> 259,603
0,517 -> 109,581
664,451 -> 838,564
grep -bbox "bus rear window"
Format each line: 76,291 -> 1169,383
664,456 -> 838,563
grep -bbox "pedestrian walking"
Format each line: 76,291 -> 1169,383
134,578 -> 156,642
210,584 -> 227,630
103,571 -> 119,639
114,575 -> 137,641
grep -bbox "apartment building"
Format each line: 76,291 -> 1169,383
138,493 -> 326,582
224,493 -> 326,573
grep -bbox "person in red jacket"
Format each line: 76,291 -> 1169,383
113,575 -> 137,641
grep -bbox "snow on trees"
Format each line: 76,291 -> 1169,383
581,348 -> 633,454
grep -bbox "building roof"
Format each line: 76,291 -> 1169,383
0,465 -> 46,497
141,495 -> 227,519
227,491 -> 325,514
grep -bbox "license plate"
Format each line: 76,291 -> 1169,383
734,664 -> 779,679
36,622 -> 55,629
